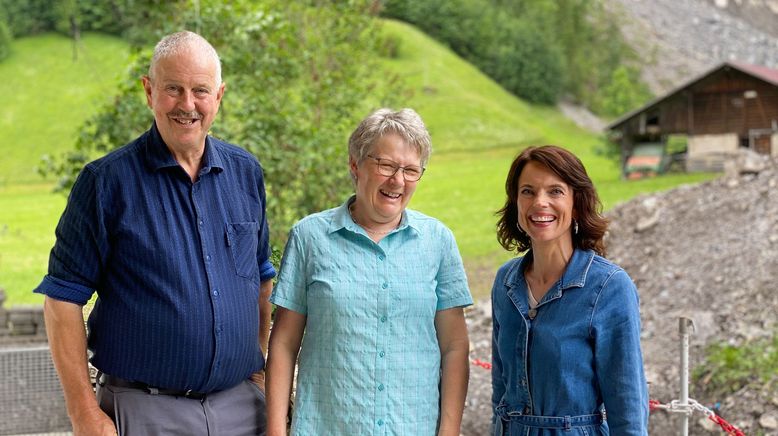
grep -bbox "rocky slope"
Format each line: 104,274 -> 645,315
461,154 -> 778,435
605,0 -> 778,96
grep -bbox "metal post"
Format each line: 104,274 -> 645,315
678,317 -> 695,436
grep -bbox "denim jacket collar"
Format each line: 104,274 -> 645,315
503,249 -> 596,314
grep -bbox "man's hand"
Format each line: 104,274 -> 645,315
71,405 -> 117,436
250,370 -> 266,393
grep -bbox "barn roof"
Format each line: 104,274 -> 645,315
606,61 -> 778,131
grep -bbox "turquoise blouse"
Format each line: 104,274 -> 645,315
270,197 -> 472,435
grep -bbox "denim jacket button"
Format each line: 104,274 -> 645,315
523,406 -> 530,415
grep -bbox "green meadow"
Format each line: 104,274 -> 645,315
0,33 -> 130,304
0,22 -> 714,305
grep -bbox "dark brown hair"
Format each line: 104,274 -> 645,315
496,145 -> 609,256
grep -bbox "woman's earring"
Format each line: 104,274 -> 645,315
573,220 -> 579,235
515,222 -> 525,234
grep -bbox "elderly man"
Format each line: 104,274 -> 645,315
35,31 -> 274,435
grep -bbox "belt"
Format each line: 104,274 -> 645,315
97,373 -> 208,400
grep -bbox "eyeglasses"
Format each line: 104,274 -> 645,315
366,155 -> 425,181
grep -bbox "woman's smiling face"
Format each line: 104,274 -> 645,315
516,161 -> 575,248
350,133 -> 421,227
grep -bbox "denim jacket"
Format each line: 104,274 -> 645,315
491,249 -> 648,436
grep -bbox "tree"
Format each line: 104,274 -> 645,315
598,65 -> 652,117
0,16 -> 11,61
41,0 -> 402,249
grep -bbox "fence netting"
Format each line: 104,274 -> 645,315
0,345 -> 71,435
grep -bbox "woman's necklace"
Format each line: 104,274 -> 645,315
348,203 -> 398,235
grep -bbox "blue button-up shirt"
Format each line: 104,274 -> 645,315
491,249 -> 648,435
34,123 -> 275,393
270,197 -> 472,435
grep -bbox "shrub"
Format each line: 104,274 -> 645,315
382,0 -> 564,104
597,65 -> 652,117
693,333 -> 778,397
0,17 -> 12,61
42,0 -> 402,249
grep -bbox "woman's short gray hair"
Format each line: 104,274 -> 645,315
348,108 -> 432,168
148,31 -> 222,86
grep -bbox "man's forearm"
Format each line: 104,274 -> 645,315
43,297 -> 103,425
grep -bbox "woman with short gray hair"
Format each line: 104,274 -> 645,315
266,108 -> 472,435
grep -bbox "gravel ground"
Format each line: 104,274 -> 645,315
461,154 -> 778,435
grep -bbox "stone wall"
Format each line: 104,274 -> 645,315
0,287 -> 47,344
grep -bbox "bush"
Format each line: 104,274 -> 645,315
382,0 -> 564,104
382,0 -> 650,111
0,17 -> 12,61
43,0 -> 402,250
693,333 -> 778,397
483,15 -> 563,104
596,65 -> 652,117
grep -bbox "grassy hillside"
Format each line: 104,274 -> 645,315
0,22 -> 714,305
0,33 -> 129,305
0,32 -> 130,186
379,20 -> 714,296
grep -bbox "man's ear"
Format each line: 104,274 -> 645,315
216,81 -> 226,104
142,76 -> 154,108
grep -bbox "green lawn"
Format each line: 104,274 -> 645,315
0,183 -> 66,304
0,32 -> 130,186
0,32 -> 129,305
380,20 -> 717,297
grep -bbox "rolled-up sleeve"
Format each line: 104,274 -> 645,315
269,226 -> 307,315
435,227 -> 472,311
256,164 -> 276,282
34,167 -> 107,305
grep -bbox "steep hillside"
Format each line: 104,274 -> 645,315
605,0 -> 778,95
704,0 -> 778,38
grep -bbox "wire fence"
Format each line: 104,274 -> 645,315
0,345 -> 71,436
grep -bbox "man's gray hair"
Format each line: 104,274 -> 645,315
348,108 -> 432,168
148,31 -> 222,85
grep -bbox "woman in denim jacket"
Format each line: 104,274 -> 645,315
491,146 -> 648,435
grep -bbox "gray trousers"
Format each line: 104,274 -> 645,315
96,379 -> 267,436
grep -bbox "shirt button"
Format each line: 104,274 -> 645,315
378,384 -> 385,391
206,254 -> 211,261
215,327 -> 222,334
379,351 -> 385,357
213,289 -> 219,297
198,220 -> 204,226
377,419 -> 384,426
381,282 -> 388,289
380,316 -> 387,323
378,254 -> 385,261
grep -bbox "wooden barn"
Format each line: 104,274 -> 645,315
606,62 -> 778,176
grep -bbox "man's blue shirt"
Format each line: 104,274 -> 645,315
34,123 -> 276,393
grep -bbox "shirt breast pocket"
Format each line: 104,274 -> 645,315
226,222 -> 259,279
